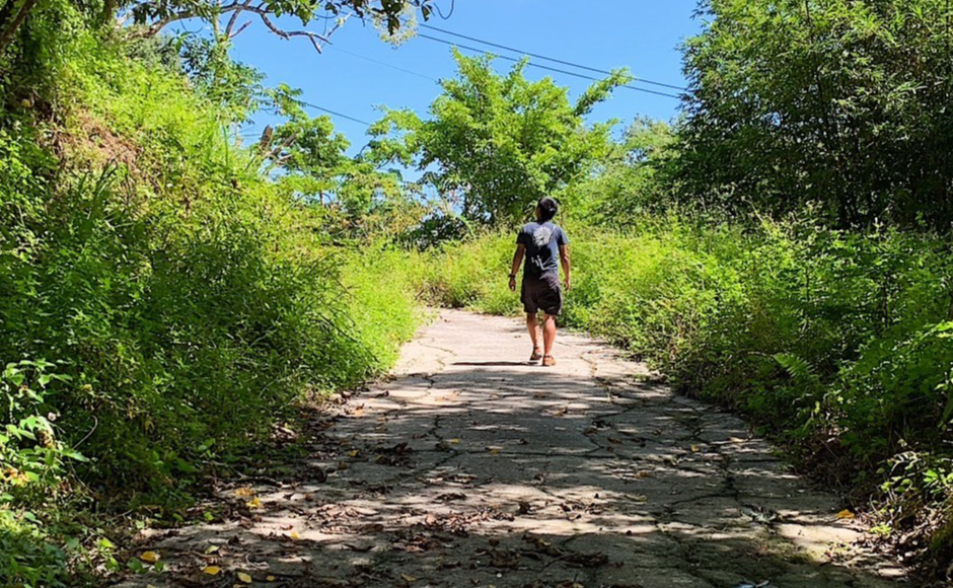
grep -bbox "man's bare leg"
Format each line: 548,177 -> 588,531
526,313 -> 542,357
542,314 -> 557,358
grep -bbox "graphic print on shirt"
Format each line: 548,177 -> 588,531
533,226 -> 553,249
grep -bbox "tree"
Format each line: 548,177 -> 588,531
263,85 -> 402,217
368,49 -> 630,225
678,0 -> 953,230
565,118 -> 678,225
0,0 -> 39,54
118,0 -> 439,51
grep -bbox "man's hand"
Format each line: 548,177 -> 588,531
563,276 -> 571,292
510,245 -> 525,294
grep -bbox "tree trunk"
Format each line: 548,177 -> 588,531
101,0 -> 117,25
0,0 -> 19,31
0,0 -> 39,56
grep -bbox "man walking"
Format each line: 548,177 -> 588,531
509,197 -> 571,367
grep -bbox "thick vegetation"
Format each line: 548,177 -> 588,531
4,0 -> 953,584
676,0 -> 953,230
0,1 -> 431,585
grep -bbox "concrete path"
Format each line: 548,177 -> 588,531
118,311 -> 906,588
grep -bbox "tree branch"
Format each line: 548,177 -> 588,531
142,1 -> 243,36
139,1 -> 342,52
224,0 -> 253,38
0,0 -> 39,55
254,10 -> 329,52
229,19 -> 252,38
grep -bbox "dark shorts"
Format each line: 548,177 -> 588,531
521,273 -> 563,316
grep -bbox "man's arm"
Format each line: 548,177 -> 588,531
509,244 -> 526,292
559,245 -> 571,290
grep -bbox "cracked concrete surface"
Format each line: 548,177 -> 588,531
116,311 -> 907,588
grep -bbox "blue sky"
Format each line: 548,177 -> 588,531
228,0 -> 702,155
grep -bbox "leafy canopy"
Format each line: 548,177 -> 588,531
678,0 -> 953,230
368,49 -> 630,225
263,84 -> 403,217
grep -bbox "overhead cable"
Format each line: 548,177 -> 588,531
328,45 -> 439,82
420,23 -> 688,91
417,34 -> 683,99
301,101 -> 374,126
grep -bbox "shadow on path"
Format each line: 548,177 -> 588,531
113,311 -> 906,588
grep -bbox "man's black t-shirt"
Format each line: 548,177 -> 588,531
516,221 -> 569,280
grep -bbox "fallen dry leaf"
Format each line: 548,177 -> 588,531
836,509 -> 856,520
139,551 -> 160,564
234,487 -> 254,497
238,571 -> 253,583
203,566 -> 221,576
247,497 -> 263,509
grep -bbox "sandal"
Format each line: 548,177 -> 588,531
530,347 -> 543,361
542,355 -> 556,367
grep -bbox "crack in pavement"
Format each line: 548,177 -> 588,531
114,310 -> 907,588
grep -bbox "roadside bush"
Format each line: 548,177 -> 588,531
0,23 -> 424,586
425,218 -> 953,545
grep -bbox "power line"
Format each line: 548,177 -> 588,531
328,45 -> 439,82
420,23 -> 688,92
300,101 -> 374,126
416,34 -> 683,99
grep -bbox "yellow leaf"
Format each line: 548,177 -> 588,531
247,497 -> 262,509
449,439 -> 460,444
205,545 -> 220,554
348,450 -> 360,458
836,509 -> 856,520
140,551 -> 160,563
203,566 -> 222,576
266,576 -> 276,582
729,437 -> 746,443
401,574 -> 417,583
691,444 -> 699,453
238,572 -> 253,583
290,531 -> 300,540
234,487 -> 254,497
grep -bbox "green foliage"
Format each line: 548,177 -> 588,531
0,7 -> 424,585
0,360 -> 87,588
1,360 -> 83,500
425,218 -> 953,539
561,118 -> 678,225
265,84 -> 404,218
678,0 -> 953,230
369,50 -> 629,225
